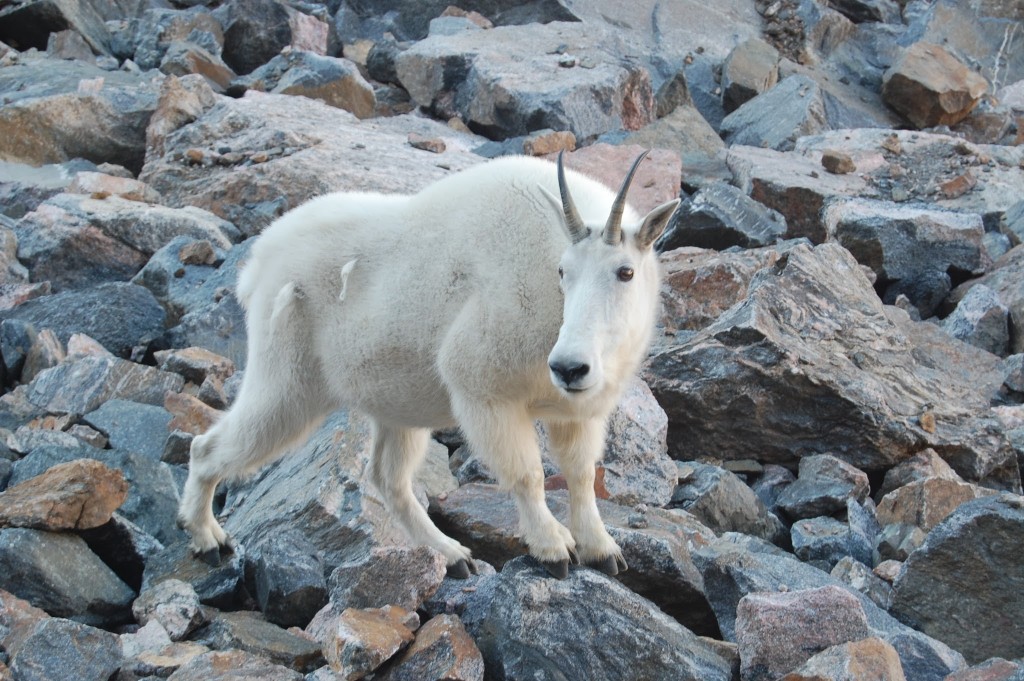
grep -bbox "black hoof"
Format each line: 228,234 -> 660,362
540,558 -> 570,579
590,554 -> 628,576
568,547 -> 580,565
197,547 -> 221,567
447,559 -> 476,580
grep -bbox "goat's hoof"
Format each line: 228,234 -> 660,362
590,554 -> 628,576
447,559 -> 477,580
568,547 -> 580,565
540,558 -> 570,579
197,547 -> 222,567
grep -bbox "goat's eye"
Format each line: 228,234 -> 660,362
617,266 -> 634,282
558,267 -> 564,279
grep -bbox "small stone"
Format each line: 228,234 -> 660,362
522,130 -> 577,156
156,347 -> 236,385
407,133 -> 446,154
938,170 -> 978,200
161,429 -> 194,465
133,578 -> 206,642
185,149 -> 205,165
821,150 -> 856,174
558,54 -> 577,68
873,559 -> 903,583
179,240 -> 219,266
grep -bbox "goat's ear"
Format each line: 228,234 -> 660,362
634,199 -> 680,251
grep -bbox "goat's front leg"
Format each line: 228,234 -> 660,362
454,399 -> 577,578
545,418 -> 627,576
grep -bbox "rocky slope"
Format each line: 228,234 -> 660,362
0,0 -> 1021,679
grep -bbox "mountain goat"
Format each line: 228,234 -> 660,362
177,151 -> 679,578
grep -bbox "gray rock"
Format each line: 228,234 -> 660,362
8,617 -> 123,681
721,75 -> 829,152
463,556 -> 734,681
133,578 -> 206,642
882,270 -> 953,320
78,512 -> 165,593
823,197 -> 987,290
252,530 -> 328,629
847,497 -> 880,566
891,493 -> 1024,663
143,540 -> 248,610
192,609 -> 325,673
0,55 -> 162,173
751,464 -> 797,514
428,484 -> 720,637
160,40 -> 236,92
600,376 -> 677,507
694,538 -> 967,680
942,284 -> 1011,357
791,516 -> 856,571
129,7 -> 226,71
328,545 -> 446,613
220,0 -> 293,75
0,528 -> 134,627
1003,199 -> 1024,246
829,0 -> 902,23
830,556 -> 893,609
82,399 -> 174,461
949,245 -> 1024,355
0,0 -> 116,56
132,235 -> 238,325
395,22 -> 654,141
231,50 -> 375,119
644,243 -> 1018,490
16,354 -> 182,415
163,293 -> 248,369
165,648 -> 304,680
670,461 -> 786,544
0,158 -> 100,221
657,182 -> 787,251
721,37 -> 779,113
776,454 -> 870,521
0,282 -> 167,357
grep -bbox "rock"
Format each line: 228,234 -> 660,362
791,516 -> 858,571
830,556 -> 893,609
0,0 -> 115,55
132,235 -> 235,328
722,38 -> 780,113
877,448 -> 962,500
146,74 -> 220,162
20,327 -> 65,383
821,149 -> 856,175
776,454 -> 870,521
165,391 -> 222,435
140,92 -> 483,238
128,7 -> 226,72
122,640 -> 210,679
622,102 -> 726,175
231,50 -> 375,119
166,649 -> 303,680
598,376 -> 676,507
670,461 -> 785,544
0,55 -> 162,173
396,22 -> 654,141
882,42 -> 989,129
0,588 -> 50,658
942,284 -> 1011,357
192,608 -> 325,673
375,613 -> 484,681
556,144 -> 680,214
79,512 -> 163,592
328,545 -> 446,613
0,528 -> 134,627
464,556 -> 734,681
66,171 -> 161,203
737,586 -> 872,681
252,530 -> 328,629
949,245 -> 1024,355
721,75 -> 829,152
0,282 -> 167,357
823,197 -> 987,290
883,271 -> 954,320
8,617 -> 122,681
782,636 -> 907,681
160,41 -> 236,92
82,399 -> 174,461
891,494 -> 1024,663
0,459 -> 127,531
644,243 -> 1018,488
14,192 -> 238,290
695,538 -> 968,680
142,540 -> 247,610
134,578 -> 206,642
521,129 -> 575,156
657,182 -> 787,251
429,484 -> 720,636
121,618 -> 173,659
16,354 -> 182,415
944,658 -> 1024,681
1002,200 -> 1024,247
220,0 -> 294,76
323,606 -> 415,678
156,346 -> 236,385
656,244 -> 784,338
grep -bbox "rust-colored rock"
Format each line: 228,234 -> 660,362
882,42 -> 989,128
781,637 -> 907,681
376,614 -> 484,681
822,149 -> 856,175
0,459 -> 128,531
325,607 -> 415,679
165,390 -> 222,435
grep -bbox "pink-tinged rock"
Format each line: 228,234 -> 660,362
145,74 -> 219,164
780,637 -> 907,681
877,448 -> 962,500
67,171 -> 162,203
877,477 -> 996,533
0,588 -> 49,659
375,614 -> 484,681
0,459 -> 128,531
555,144 -> 680,215
324,607 -> 415,679
944,657 -> 1024,681
166,649 -> 302,680
287,10 -> 329,55
882,42 -> 989,129
165,391 -> 222,435
736,586 -> 871,681
133,579 -> 206,642
155,347 -> 236,385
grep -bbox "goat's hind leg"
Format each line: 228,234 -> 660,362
368,421 -> 475,578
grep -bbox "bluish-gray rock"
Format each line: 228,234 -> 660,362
776,454 -> 870,521
941,284 -> 1011,357
191,608 -> 325,673
143,539 -> 248,610
9,617 -> 123,681
82,399 -> 174,461
0,528 -> 135,627
657,182 -> 787,252
251,530 -> 328,629
791,516 -> 855,570
670,461 -> 786,544
79,513 -> 164,592
721,75 -> 829,152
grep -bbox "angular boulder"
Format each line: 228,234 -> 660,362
882,42 -> 989,128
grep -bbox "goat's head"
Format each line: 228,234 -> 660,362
543,151 -> 679,397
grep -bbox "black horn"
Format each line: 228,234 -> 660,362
603,150 -> 650,245
556,151 -> 588,244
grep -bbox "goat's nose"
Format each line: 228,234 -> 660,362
549,360 -> 590,386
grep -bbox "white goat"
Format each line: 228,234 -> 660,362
177,151 -> 679,578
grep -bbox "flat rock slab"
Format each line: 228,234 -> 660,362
166,649 -> 303,681
139,92 -> 484,238
0,458 -> 127,531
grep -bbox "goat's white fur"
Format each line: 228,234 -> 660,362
178,154 -> 678,575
